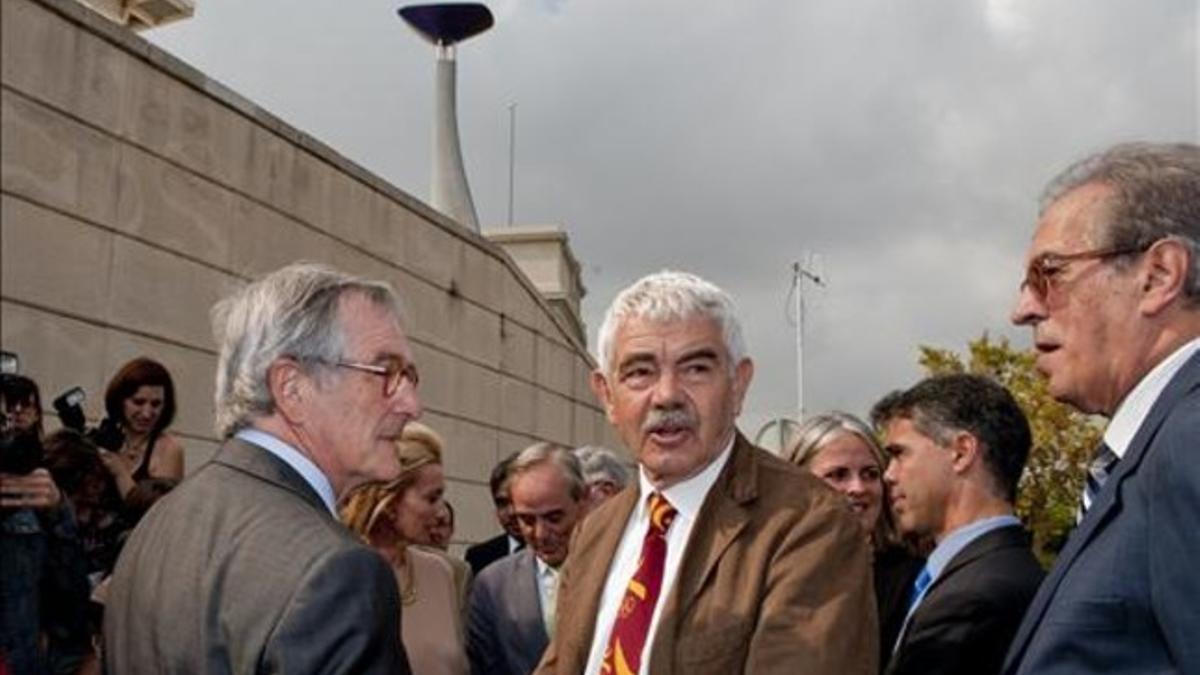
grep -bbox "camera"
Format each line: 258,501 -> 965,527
0,410 -> 44,475
53,387 -> 125,452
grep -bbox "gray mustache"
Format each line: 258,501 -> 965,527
643,407 -> 698,433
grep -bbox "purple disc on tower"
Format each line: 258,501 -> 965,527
398,3 -> 494,46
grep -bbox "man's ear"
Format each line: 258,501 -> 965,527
1139,238 -> 1191,315
731,358 -> 754,417
268,358 -> 309,424
590,370 -> 616,423
949,431 -> 980,475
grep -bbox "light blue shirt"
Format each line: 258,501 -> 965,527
236,428 -> 338,515
893,514 -> 1021,652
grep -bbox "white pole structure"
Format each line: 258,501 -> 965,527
399,4 -> 493,232
793,256 -> 823,420
507,102 -> 516,226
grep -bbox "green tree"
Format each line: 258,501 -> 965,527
919,334 -> 1102,566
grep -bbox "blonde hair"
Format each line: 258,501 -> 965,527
783,412 -> 899,549
340,422 -> 444,541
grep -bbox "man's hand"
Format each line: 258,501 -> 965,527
0,468 -> 63,510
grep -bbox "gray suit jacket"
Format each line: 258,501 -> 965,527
466,548 -> 549,675
104,437 -> 410,675
1003,350 -> 1200,674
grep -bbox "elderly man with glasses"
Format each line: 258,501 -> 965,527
105,263 -> 422,675
1004,142 -> 1200,675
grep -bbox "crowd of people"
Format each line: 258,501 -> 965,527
2,139 -> 1197,675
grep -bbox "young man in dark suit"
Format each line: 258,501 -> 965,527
465,453 -> 524,576
1006,142 -> 1200,674
873,374 -> 1044,675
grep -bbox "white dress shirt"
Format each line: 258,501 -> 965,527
1103,337 -> 1200,459
236,428 -> 338,515
536,557 -> 560,638
582,435 -> 735,675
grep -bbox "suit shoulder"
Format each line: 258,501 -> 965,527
753,447 -> 851,514
474,550 -> 524,587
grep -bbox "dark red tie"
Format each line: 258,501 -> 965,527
601,493 -> 677,675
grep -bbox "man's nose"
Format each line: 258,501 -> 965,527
650,369 -> 684,405
392,382 -> 422,419
1010,283 -> 1045,326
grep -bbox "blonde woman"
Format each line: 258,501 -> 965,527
784,412 -> 924,672
342,422 -> 468,675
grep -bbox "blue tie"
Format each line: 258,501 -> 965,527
907,567 -> 932,611
1079,442 -> 1119,520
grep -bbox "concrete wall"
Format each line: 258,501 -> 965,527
0,0 -> 620,546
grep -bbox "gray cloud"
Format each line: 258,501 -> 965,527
148,0 -> 1197,433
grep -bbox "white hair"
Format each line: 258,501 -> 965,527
210,262 -> 405,438
595,270 -> 748,374
574,445 -> 631,489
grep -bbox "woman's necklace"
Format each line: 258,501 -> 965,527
385,544 -> 417,606
121,434 -> 149,468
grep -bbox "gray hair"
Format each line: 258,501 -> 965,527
783,412 -> 884,470
595,270 -> 748,374
574,445 -> 631,490
211,262 -> 405,438
509,442 -> 587,502
1042,142 -> 1200,301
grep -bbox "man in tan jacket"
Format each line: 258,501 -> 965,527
536,270 -> 877,675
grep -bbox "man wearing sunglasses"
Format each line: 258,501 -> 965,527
1004,143 -> 1200,675
105,263 -> 422,675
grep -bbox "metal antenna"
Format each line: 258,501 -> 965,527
507,102 -> 516,226
792,254 -> 824,420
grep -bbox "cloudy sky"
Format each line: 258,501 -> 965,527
146,0 -> 1198,436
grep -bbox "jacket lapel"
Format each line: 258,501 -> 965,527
1005,350 -> 1200,667
559,483 -> 640,673
211,437 -> 331,515
648,433 -> 756,674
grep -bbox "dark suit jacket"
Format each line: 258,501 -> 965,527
1003,350 -> 1200,675
467,548 -> 548,675
874,544 -> 924,672
465,533 -> 515,577
886,524 -> 1043,675
535,432 -> 878,675
103,437 -> 410,675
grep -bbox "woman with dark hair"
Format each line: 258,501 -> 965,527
98,358 -> 184,498
784,412 -> 925,672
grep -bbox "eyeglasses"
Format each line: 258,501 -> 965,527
1020,242 -> 1153,300
333,356 -> 420,397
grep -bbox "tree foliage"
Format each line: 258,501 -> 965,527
919,334 -> 1102,565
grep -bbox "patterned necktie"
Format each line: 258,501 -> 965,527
601,493 -> 678,675
1079,442 -> 1119,519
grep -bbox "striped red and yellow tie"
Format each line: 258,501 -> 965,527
601,493 -> 677,675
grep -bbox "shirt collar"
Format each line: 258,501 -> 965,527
236,428 -> 338,515
925,514 -> 1020,583
635,432 -> 736,522
535,555 -> 559,578
1105,337 -> 1200,459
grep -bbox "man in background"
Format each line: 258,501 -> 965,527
573,445 -> 630,507
468,443 -> 587,675
465,453 -> 525,576
873,374 -> 1043,675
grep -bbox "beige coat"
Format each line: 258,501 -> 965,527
535,433 -> 878,675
